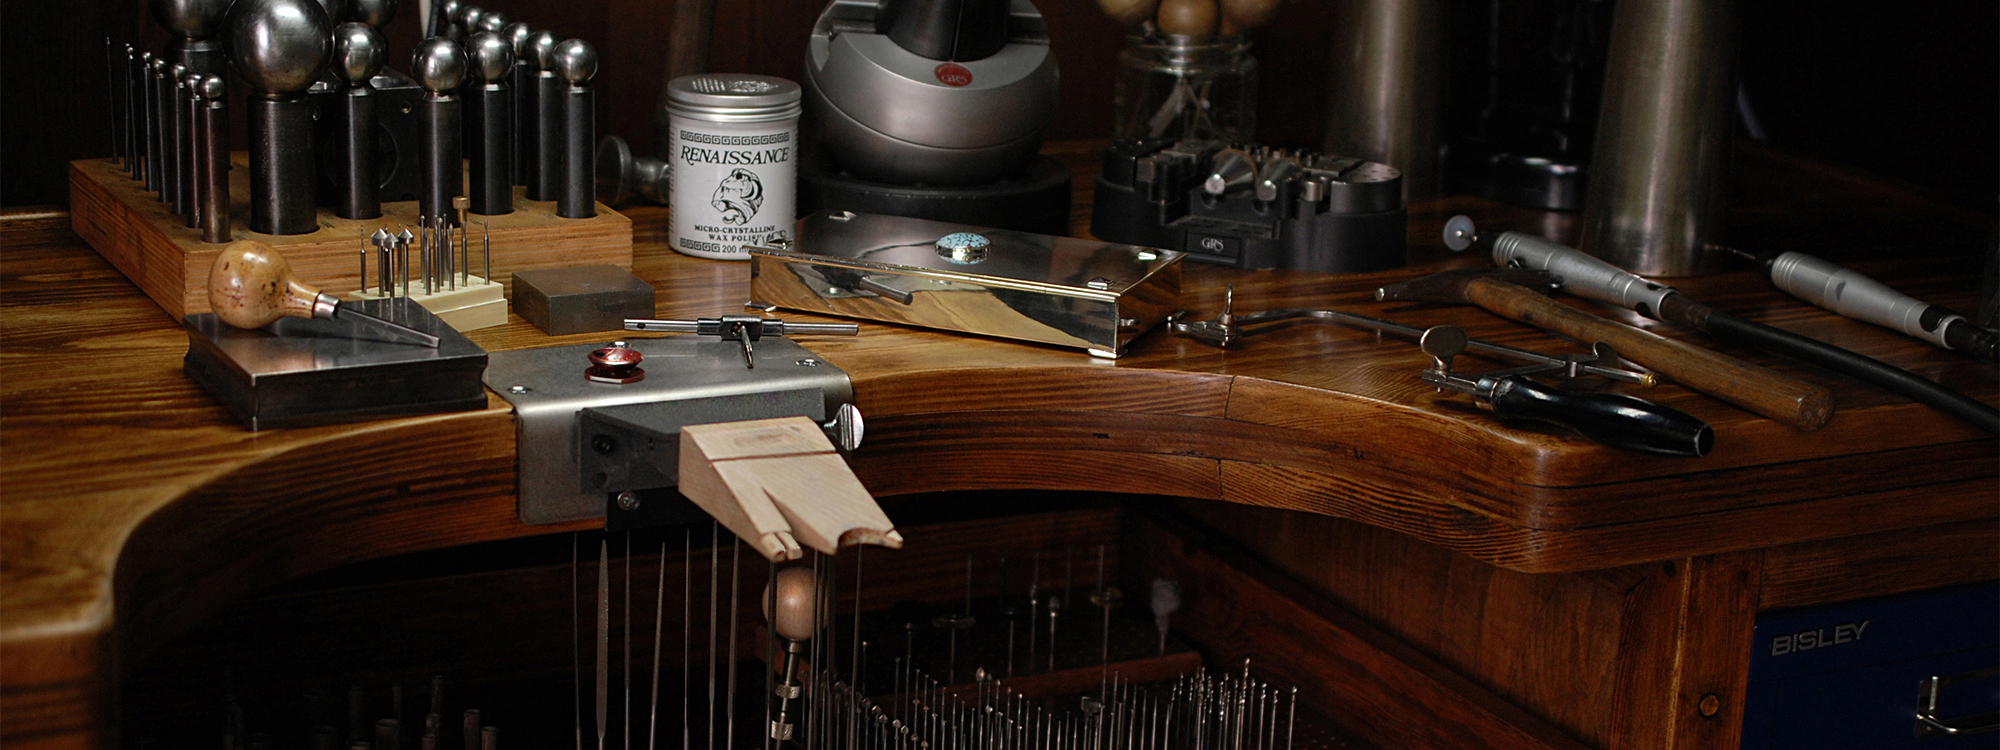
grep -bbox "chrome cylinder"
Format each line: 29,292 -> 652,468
1579,0 -> 1739,276
1321,0 -> 1444,202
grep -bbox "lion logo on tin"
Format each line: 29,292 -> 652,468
711,168 -> 765,225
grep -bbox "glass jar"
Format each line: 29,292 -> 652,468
1113,33 -> 1258,144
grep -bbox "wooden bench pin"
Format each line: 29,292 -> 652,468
678,416 -> 902,562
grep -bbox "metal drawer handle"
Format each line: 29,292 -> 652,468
1914,666 -> 2000,738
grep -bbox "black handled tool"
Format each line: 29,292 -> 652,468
1417,326 -> 1712,457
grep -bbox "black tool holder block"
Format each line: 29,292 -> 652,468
309,68 -> 425,206
1091,139 -> 1407,273
183,297 -> 488,430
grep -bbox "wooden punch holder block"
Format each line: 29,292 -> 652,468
68,154 -> 632,321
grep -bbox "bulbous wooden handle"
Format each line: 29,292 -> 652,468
763,566 -> 819,642
1219,0 -> 1281,34
1156,0 -> 1218,36
1098,0 -> 1161,26
207,240 -> 324,329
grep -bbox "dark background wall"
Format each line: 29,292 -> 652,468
4,0 -> 1994,211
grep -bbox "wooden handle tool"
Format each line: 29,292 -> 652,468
1156,0 -> 1219,36
1463,277 -> 1831,430
678,416 -> 903,561
207,240 -> 441,347
1099,0 -> 1161,26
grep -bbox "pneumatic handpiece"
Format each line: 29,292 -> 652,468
1764,251 -> 1998,363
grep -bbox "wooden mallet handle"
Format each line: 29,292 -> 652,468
1465,277 -> 1833,430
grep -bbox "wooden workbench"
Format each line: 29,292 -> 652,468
3,141 -> 1994,750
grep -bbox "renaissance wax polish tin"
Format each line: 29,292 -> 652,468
662,74 -> 801,260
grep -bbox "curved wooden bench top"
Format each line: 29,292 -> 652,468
2,142 -> 1994,746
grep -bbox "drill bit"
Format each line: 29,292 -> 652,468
482,219 -> 492,284
397,227 -> 414,297
420,216 -> 433,295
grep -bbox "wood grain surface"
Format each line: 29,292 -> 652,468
4,141 -> 1997,748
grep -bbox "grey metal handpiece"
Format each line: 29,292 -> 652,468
1480,224 -> 1679,318
1768,251 -> 1993,359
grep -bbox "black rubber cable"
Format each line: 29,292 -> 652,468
1699,306 -> 2000,434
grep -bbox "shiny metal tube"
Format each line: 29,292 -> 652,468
1579,0 -> 1738,276
199,79 -> 231,243
170,71 -> 192,216
184,79 -> 203,228
126,50 -> 145,180
144,57 -> 162,193
159,65 -> 182,206
1321,0 -> 1443,202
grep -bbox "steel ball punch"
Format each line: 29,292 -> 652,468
552,38 -> 598,219
526,30 -> 561,202
152,0 -> 232,75
413,37 -> 466,223
331,21 -> 387,220
464,31 -> 515,216
227,0 -> 333,236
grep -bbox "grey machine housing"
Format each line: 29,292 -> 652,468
802,0 -> 1059,186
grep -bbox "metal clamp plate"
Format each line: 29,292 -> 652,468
484,335 -> 854,524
